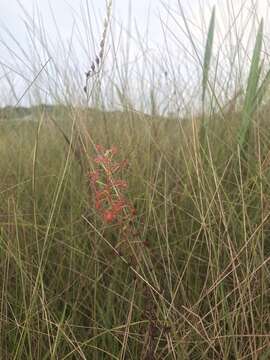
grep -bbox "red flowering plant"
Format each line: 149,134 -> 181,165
88,144 -> 136,226
87,144 -> 163,334
88,144 -> 160,282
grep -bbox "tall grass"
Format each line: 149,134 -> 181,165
1,0 -> 270,359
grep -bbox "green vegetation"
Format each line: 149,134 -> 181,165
1,1 -> 270,359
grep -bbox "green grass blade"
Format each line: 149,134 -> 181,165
254,67 -> 270,109
238,19 -> 264,151
202,6 -> 215,108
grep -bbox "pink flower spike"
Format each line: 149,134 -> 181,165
95,144 -> 105,153
89,170 -> 99,182
103,210 -> 116,223
111,145 -> 117,155
113,180 -> 128,189
94,156 -> 110,165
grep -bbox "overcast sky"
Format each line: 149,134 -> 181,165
0,0 -> 268,43
2,0 -> 267,59
0,0 -> 269,106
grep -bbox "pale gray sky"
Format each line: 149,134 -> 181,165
0,0 -> 268,47
0,0 -> 269,107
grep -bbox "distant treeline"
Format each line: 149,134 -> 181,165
0,103 -> 181,122
0,104 -> 66,119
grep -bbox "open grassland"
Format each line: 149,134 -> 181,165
1,106 -> 270,359
2,0 -> 270,358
